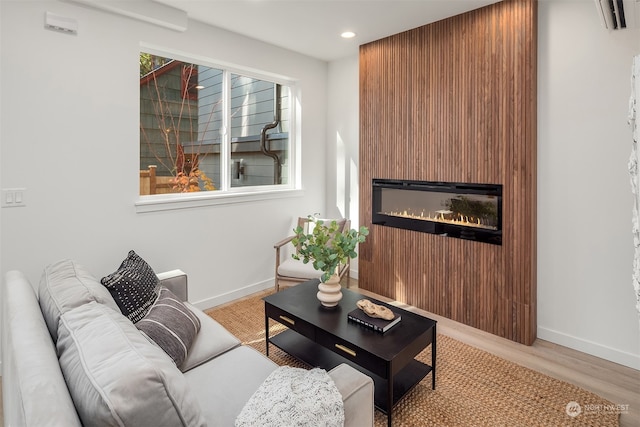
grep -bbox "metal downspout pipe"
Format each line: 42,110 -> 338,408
260,83 -> 282,185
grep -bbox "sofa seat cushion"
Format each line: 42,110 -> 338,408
136,286 -> 201,367
184,346 -> 277,425
57,301 -> 206,427
180,303 -> 241,372
101,250 -> 159,323
38,259 -> 120,341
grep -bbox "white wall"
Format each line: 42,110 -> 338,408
325,1 -> 640,369
0,1 -> 3,305
0,0 -> 328,308
537,0 -> 639,369
326,55 -> 361,277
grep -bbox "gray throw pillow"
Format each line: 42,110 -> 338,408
101,250 -> 158,323
136,286 -> 201,367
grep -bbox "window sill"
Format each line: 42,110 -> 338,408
135,188 -> 304,213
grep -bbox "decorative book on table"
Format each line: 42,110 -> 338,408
347,308 -> 401,333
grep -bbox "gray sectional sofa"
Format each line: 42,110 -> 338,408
1,259 -> 374,426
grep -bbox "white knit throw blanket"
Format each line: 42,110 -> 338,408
235,366 -> 344,427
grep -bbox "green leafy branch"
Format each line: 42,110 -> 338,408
291,216 -> 369,282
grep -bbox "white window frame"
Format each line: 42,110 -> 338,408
135,45 -> 302,213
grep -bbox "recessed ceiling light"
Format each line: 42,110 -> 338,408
341,31 -> 356,39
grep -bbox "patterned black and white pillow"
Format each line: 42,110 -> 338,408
136,286 -> 201,367
101,250 -> 159,323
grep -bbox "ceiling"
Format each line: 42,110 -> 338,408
154,0 -> 502,62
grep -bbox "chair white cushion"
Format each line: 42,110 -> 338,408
277,258 -> 323,280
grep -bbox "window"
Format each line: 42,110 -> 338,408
139,51 -> 294,202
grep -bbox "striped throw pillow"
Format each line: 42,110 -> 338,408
136,286 -> 201,367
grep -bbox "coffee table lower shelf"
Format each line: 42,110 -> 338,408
268,329 -> 431,414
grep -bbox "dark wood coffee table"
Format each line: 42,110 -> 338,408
263,280 -> 436,427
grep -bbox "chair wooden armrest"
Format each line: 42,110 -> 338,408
274,235 -> 295,249
274,235 -> 296,292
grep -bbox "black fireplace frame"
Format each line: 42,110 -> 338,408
372,179 -> 503,245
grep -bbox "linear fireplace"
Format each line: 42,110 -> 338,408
372,179 -> 502,245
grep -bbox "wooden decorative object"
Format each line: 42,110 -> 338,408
356,299 -> 395,320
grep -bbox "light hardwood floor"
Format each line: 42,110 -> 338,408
348,280 -> 640,427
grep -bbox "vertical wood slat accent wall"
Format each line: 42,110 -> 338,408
359,0 -> 537,345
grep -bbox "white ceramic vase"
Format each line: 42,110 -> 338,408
317,272 -> 342,308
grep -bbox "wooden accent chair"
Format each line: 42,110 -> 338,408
274,217 -> 351,292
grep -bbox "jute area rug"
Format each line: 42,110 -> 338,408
206,291 -> 619,427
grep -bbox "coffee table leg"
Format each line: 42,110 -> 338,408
387,374 -> 393,427
265,315 -> 270,357
432,324 -> 437,390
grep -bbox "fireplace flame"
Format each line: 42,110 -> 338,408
387,210 -> 497,231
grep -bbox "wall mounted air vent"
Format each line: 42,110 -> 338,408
594,0 -> 639,30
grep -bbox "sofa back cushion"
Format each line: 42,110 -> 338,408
38,259 -> 119,341
57,301 -> 206,427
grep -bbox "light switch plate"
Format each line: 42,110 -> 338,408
1,188 -> 26,208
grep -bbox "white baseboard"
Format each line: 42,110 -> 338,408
537,326 -> 640,370
190,268 -> 361,312
191,279 -> 273,311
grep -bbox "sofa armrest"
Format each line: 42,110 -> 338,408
2,271 -> 82,427
156,269 -> 188,301
328,364 -> 374,427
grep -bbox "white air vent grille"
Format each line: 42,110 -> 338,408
594,0 -> 639,30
